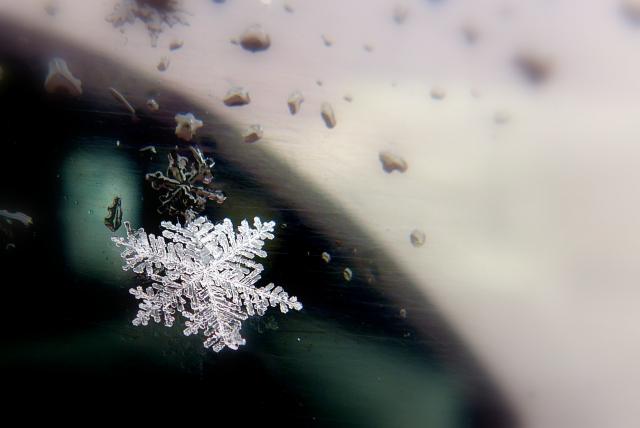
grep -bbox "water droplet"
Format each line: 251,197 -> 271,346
410,229 -> 426,247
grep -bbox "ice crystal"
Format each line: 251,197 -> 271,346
107,0 -> 188,47
112,216 -> 303,352
146,146 -> 225,223
104,196 -> 123,232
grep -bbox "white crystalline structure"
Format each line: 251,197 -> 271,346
112,216 -> 302,352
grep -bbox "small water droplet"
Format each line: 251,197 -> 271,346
410,229 -> 426,247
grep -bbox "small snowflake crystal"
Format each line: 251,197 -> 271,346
146,146 -> 226,223
112,216 -> 302,352
107,0 -> 188,47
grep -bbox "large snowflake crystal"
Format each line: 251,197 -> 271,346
112,216 -> 302,352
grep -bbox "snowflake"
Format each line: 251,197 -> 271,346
112,216 -> 303,352
146,146 -> 226,223
107,0 -> 188,47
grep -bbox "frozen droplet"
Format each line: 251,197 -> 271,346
223,87 -> 251,106
44,0 -> 58,16
174,113 -> 203,141
243,124 -> 264,143
44,58 -> 82,96
461,23 -> 480,44
321,34 -> 333,47
104,196 -> 123,232
321,103 -> 336,129
393,4 -> 408,25
321,252 -> 331,263
343,267 -> 353,281
239,24 -> 271,52
146,98 -> 159,112
410,229 -> 426,247
379,151 -> 408,173
0,210 -> 33,226
157,56 -> 170,72
514,51 -> 552,85
430,87 -> 446,100
139,145 -> 157,154
287,90 -> 304,115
